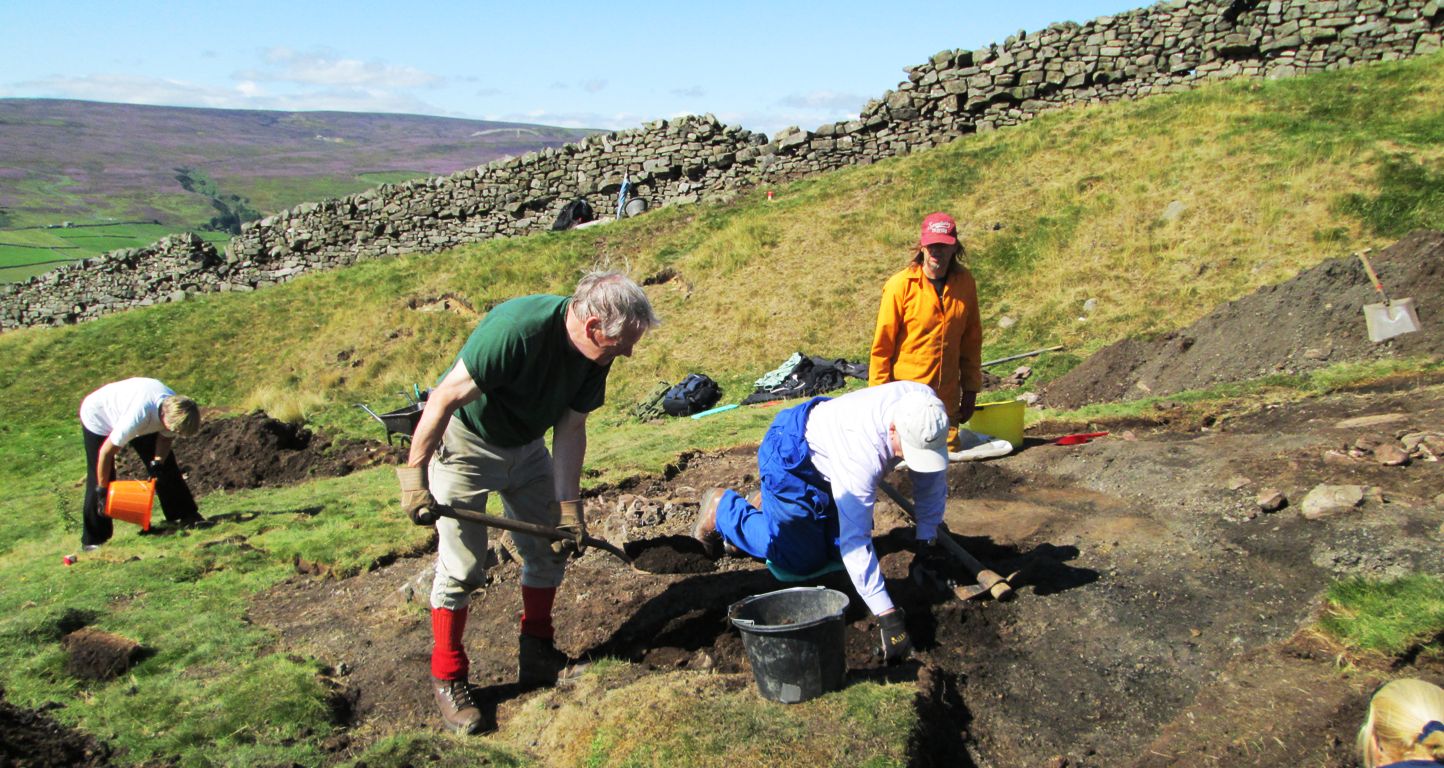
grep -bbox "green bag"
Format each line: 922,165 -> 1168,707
632,381 -> 672,422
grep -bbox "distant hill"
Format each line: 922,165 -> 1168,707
0,99 -> 596,279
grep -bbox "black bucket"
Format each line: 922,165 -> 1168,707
728,586 -> 850,704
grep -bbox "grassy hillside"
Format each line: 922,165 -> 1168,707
0,53 -> 1441,766
0,99 -> 597,277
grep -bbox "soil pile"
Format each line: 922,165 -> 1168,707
1044,230 -> 1443,408
119,412 -> 399,494
0,686 -> 111,767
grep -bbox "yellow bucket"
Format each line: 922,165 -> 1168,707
105,479 -> 154,531
965,400 -> 1025,449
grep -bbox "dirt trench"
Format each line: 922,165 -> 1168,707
246,378 -> 1444,766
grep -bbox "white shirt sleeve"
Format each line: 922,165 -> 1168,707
833,459 -> 894,616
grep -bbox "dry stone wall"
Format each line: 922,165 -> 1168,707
4,0 -> 1441,329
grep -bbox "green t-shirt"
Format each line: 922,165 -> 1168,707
450,295 -> 609,446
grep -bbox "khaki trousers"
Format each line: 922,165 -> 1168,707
428,417 -> 564,610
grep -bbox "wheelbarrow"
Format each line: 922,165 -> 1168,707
357,387 -> 429,446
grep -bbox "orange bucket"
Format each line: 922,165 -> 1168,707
105,479 -> 154,531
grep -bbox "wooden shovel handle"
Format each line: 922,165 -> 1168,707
1357,250 -> 1386,296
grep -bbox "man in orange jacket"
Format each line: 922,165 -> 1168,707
869,212 -> 982,449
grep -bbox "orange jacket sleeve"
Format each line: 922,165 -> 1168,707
869,272 -> 906,387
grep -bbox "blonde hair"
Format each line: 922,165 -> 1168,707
161,395 -> 201,437
1358,679 -> 1444,768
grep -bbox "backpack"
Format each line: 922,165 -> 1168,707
662,374 -> 723,417
631,381 -> 672,422
551,198 -> 595,231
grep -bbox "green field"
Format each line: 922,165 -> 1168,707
0,224 -> 231,282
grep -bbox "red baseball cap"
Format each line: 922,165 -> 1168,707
918,212 -> 958,247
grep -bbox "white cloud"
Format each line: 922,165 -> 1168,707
251,47 -> 441,89
670,85 -> 706,98
7,73 -> 448,116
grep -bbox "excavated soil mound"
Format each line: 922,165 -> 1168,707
1045,230 -> 1443,409
61,628 -> 144,681
0,686 -> 111,767
119,412 -> 400,494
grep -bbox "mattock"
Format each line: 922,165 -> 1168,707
877,480 -> 1017,602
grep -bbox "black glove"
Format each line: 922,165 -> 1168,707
146,459 -> 164,479
878,609 -> 912,664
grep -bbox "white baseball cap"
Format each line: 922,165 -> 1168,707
893,391 -> 949,473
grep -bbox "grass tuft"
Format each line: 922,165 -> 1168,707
1318,575 -> 1444,658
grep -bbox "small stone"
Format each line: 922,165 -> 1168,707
1189,627 -> 1202,638
1323,450 -> 1356,466
1121,430 -> 1137,441
1226,476 -> 1251,491
1374,443 -> 1410,466
1257,489 -> 1287,513
1300,484 -> 1365,520
1353,435 -> 1383,452
1303,345 -> 1332,360
1082,298 -> 1098,314
997,315 -> 1017,329
1334,413 -> 1408,429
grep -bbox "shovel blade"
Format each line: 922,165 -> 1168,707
1364,298 -> 1421,342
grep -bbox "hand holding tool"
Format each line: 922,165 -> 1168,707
878,480 -> 1015,601
396,466 -> 441,526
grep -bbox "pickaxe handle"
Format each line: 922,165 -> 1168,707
433,505 -> 634,566
877,480 -> 1015,601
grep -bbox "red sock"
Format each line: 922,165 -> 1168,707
430,606 -> 469,680
520,585 -> 556,639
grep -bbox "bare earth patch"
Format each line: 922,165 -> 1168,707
246,380 -> 1444,766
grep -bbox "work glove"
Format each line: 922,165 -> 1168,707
146,459 -> 164,479
396,466 -> 441,526
550,500 -> 586,557
878,609 -> 913,664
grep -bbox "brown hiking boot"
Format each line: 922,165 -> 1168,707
431,677 -> 483,734
692,487 -> 727,558
518,634 -> 574,687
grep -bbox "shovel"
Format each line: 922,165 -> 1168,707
877,480 -> 1016,601
1357,249 -> 1421,342
432,505 -> 635,568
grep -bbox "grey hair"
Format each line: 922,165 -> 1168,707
571,270 -> 660,337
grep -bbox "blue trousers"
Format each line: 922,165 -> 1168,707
714,397 -> 840,575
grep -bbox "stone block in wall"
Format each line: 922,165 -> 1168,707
1216,33 -> 1260,57
1262,33 -> 1304,52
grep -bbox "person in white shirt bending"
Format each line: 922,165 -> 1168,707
694,380 -> 949,663
79,377 -> 204,550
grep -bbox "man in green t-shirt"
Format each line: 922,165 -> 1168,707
396,270 -> 659,734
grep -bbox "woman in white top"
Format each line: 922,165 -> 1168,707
79,377 -> 203,549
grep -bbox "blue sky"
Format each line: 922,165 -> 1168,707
1,1 -> 1141,136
